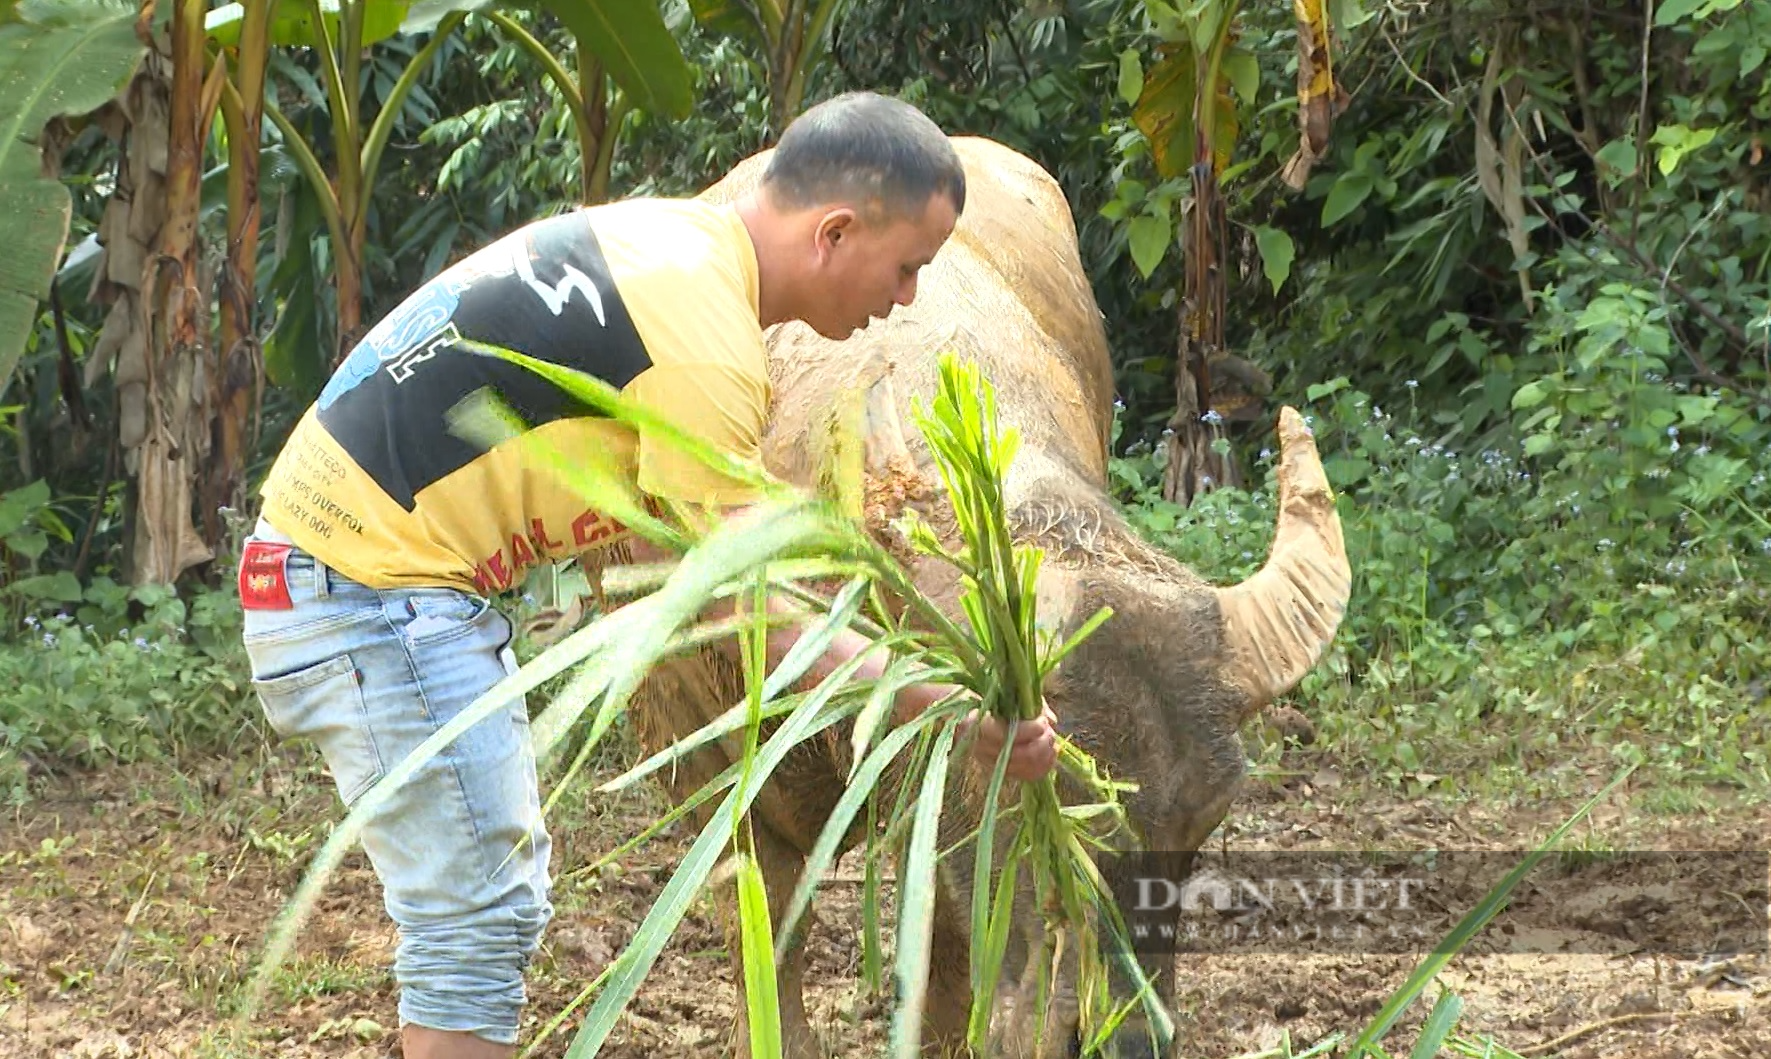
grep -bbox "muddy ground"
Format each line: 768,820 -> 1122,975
1,738 -> 1765,1059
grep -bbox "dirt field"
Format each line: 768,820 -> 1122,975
1,739 -> 1765,1059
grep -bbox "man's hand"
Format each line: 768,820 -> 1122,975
893,680 -> 1060,782
961,702 -> 1060,782
629,509 -> 1065,784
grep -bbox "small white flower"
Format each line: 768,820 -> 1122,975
1201,409 -> 1224,425
1405,379 -> 1418,389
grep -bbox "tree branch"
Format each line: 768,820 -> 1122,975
1632,0 -> 1654,247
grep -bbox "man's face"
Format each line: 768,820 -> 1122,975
805,193 -> 958,340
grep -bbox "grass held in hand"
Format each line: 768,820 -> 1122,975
901,353 -> 1161,1057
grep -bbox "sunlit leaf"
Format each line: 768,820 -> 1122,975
1254,225 -> 1296,293
206,0 -> 412,49
735,847 -> 783,1059
1117,48 -> 1145,107
1128,214 -> 1172,278
889,721 -> 958,1059
1222,46 -> 1260,106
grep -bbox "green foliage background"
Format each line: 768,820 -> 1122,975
0,0 -> 1767,800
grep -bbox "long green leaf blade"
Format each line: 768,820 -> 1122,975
564,683 -> 855,1058
736,845 -> 784,1059
1410,991 -> 1465,1059
890,720 -> 959,1059
848,653 -> 941,779
967,838 -> 1025,1048
776,705 -> 954,958
759,575 -> 872,701
597,690 -> 808,794
966,721 -> 1017,1039
1348,765 -> 1636,1058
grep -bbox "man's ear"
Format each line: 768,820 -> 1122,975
813,207 -> 857,261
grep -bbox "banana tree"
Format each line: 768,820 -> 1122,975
203,0 -> 276,539
10,0 -> 261,584
687,0 -> 853,136
248,0 -> 692,371
1115,0 -> 1344,505
463,7 -> 642,204
0,0 -> 148,402
214,1 -> 467,366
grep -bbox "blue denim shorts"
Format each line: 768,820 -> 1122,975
239,533 -> 554,1045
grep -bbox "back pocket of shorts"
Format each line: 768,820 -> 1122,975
252,655 -> 385,806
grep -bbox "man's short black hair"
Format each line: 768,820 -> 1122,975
762,91 -> 966,220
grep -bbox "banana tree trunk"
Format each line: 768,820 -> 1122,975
1160,164 -> 1241,506
762,0 -> 848,136
577,50 -> 608,202
91,0 -> 217,584
587,90 -> 630,204
488,11 -> 618,205
768,0 -> 808,135
779,0 -> 846,131
323,0 -> 367,361
206,0 -> 276,542
1160,3 -> 1243,506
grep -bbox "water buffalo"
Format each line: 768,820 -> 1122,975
623,136 -> 1351,1057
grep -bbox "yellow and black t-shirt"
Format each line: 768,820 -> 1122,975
257,198 -> 769,594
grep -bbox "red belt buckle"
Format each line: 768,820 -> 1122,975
239,540 -> 296,610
